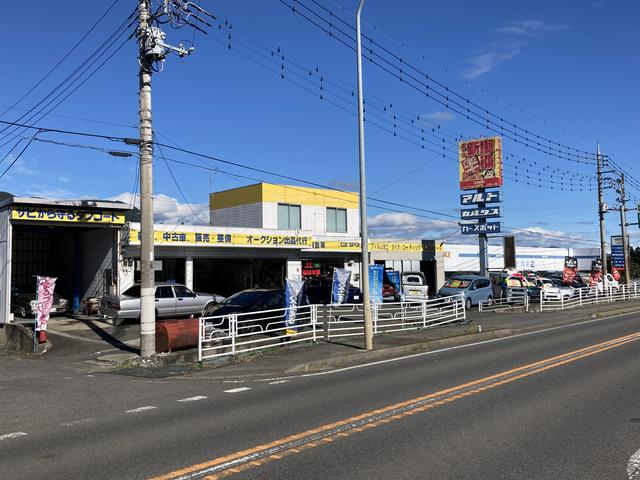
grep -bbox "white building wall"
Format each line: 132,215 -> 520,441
210,203 -> 263,228
442,243 -> 591,272
262,201 -> 358,236
0,210 -> 11,323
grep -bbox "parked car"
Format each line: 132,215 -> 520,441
202,288 -> 310,333
99,283 -> 224,325
11,284 -> 70,318
541,278 -> 574,301
437,275 -> 492,309
400,271 -> 429,301
382,284 -> 398,302
303,277 -> 362,304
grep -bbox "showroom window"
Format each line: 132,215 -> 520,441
326,207 -> 347,233
278,203 -> 301,229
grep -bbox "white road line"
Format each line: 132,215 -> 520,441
178,396 -> 208,403
223,387 -> 251,394
60,417 -> 95,427
0,432 -> 27,441
629,447 -> 640,479
125,406 -> 157,413
268,380 -> 289,385
262,311 -> 640,382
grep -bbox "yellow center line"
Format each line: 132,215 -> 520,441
151,332 -> 640,480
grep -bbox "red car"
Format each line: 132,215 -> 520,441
382,284 -> 398,301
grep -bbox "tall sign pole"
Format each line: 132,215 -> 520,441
355,0 -> 373,351
459,137 -> 503,276
138,0 -> 155,357
596,143 -> 608,279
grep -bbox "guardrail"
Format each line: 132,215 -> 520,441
198,294 -> 466,361
539,283 -> 640,312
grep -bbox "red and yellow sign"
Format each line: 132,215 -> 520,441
459,137 -> 503,190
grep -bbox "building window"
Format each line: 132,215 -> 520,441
278,203 -> 301,229
326,207 -> 347,233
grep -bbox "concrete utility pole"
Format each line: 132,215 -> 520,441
618,173 -> 632,285
596,143 -> 608,279
138,0 -> 156,357
355,0 -> 373,351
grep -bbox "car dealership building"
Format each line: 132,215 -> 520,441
0,184 -> 599,323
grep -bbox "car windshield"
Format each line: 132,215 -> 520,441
402,274 -> 425,285
123,286 -> 141,298
443,279 -> 471,289
222,290 -> 267,306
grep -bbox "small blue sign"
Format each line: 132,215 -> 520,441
460,222 -> 501,235
460,191 -> 502,205
460,206 -> 501,220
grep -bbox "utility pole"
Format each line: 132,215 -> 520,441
355,0 -> 373,351
135,1 -> 213,358
138,0 -> 155,357
618,173 -> 632,285
596,143 -> 608,279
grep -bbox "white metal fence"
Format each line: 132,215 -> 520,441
198,294 -> 466,361
324,295 -> 466,339
539,283 -> 640,312
479,287 -> 529,312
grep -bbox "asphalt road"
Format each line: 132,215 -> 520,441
2,312 -> 640,479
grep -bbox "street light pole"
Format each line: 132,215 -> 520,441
596,142 -> 608,279
356,0 -> 373,351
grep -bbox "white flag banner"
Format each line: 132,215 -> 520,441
36,276 -> 57,332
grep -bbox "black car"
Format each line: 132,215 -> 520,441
202,289 -> 309,334
303,277 -> 362,305
11,284 -> 70,318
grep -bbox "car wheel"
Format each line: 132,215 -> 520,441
465,297 -> 472,310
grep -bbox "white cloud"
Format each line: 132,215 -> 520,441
110,192 -> 208,225
462,20 -> 568,80
497,20 -> 569,37
328,179 -> 359,191
367,212 -> 457,239
423,111 -> 456,123
462,48 -> 521,80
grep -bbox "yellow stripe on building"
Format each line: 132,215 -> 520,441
210,183 -> 358,210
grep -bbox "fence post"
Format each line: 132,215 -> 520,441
312,305 -> 318,342
372,303 -> 378,335
560,293 -> 564,310
636,283 -> 638,300
579,288 -> 583,307
323,305 -> 330,341
198,317 -> 203,361
422,301 -> 427,328
595,285 -> 599,304
539,290 -> 543,312
460,294 -> 466,323
230,314 -> 237,355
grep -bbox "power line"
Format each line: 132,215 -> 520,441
0,0 -> 123,120
282,0 -> 597,163
0,130 -> 39,179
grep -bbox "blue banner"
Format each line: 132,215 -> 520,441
285,279 -> 304,330
369,264 -> 384,304
331,268 -> 351,304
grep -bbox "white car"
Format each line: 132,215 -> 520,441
539,278 -> 574,301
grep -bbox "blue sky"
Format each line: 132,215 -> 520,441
1,0 -> 639,248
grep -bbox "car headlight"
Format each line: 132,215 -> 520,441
29,300 -> 37,307
59,299 -> 68,305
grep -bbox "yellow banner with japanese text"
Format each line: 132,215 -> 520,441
11,206 -> 125,225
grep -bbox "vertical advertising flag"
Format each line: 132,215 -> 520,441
459,137 -> 503,190
36,276 -> 57,333
612,266 -> 622,282
368,264 -> 384,304
331,268 -> 351,304
285,278 -> 304,334
562,256 -> 578,285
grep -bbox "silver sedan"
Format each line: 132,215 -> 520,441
99,283 -> 224,325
